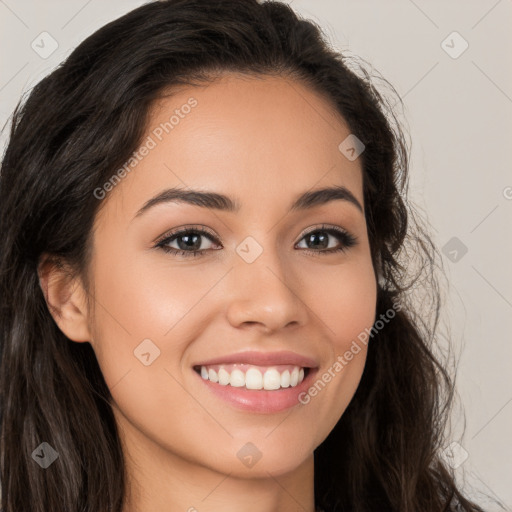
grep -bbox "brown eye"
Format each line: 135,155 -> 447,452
156,227 -> 220,258
295,225 -> 357,255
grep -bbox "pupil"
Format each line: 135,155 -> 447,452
179,234 -> 200,251
309,232 -> 328,249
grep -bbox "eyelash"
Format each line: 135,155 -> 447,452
154,224 -> 358,258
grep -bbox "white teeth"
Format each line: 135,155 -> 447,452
245,368 -> 263,389
263,368 -> 281,390
290,367 -> 299,387
229,369 -> 245,387
198,364 -> 306,390
280,370 -> 290,388
218,367 -> 230,386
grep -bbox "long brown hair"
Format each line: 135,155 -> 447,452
0,1 -> 486,510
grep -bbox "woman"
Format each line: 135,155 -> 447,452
0,0 -> 487,511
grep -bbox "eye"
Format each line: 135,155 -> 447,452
295,224 -> 358,255
154,223 -> 358,258
155,225 -> 221,258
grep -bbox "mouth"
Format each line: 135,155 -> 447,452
191,350 -> 319,413
192,360 -> 319,413
193,363 -> 312,391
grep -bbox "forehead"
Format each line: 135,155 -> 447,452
96,73 -> 364,225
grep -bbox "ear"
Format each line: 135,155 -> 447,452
37,254 -> 92,343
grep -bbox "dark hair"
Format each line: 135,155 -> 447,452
0,1 -> 487,511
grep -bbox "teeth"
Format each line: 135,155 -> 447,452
197,364 -> 306,390
218,367 -> 230,386
290,367 -> 299,387
230,369 -> 245,388
263,368 -> 281,390
245,368 -> 263,389
280,370 -> 290,388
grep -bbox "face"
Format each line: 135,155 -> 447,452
85,73 -> 377,479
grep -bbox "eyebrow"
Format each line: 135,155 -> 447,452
133,184 -> 363,219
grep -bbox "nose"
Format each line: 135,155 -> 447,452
225,245 -> 308,333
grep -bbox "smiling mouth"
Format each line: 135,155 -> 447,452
193,364 -> 311,391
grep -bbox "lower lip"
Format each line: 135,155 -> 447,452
194,368 -> 318,414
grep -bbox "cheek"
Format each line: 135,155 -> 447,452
298,257 -> 376,424
87,254 -> 221,458
87,248 -> 234,412
90,245 -> 211,342
304,256 -> 377,346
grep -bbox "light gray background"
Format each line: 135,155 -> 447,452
1,1 -> 511,510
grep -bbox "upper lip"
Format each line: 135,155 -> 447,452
193,350 -> 319,368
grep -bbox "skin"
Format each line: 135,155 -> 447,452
40,73 -> 377,512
